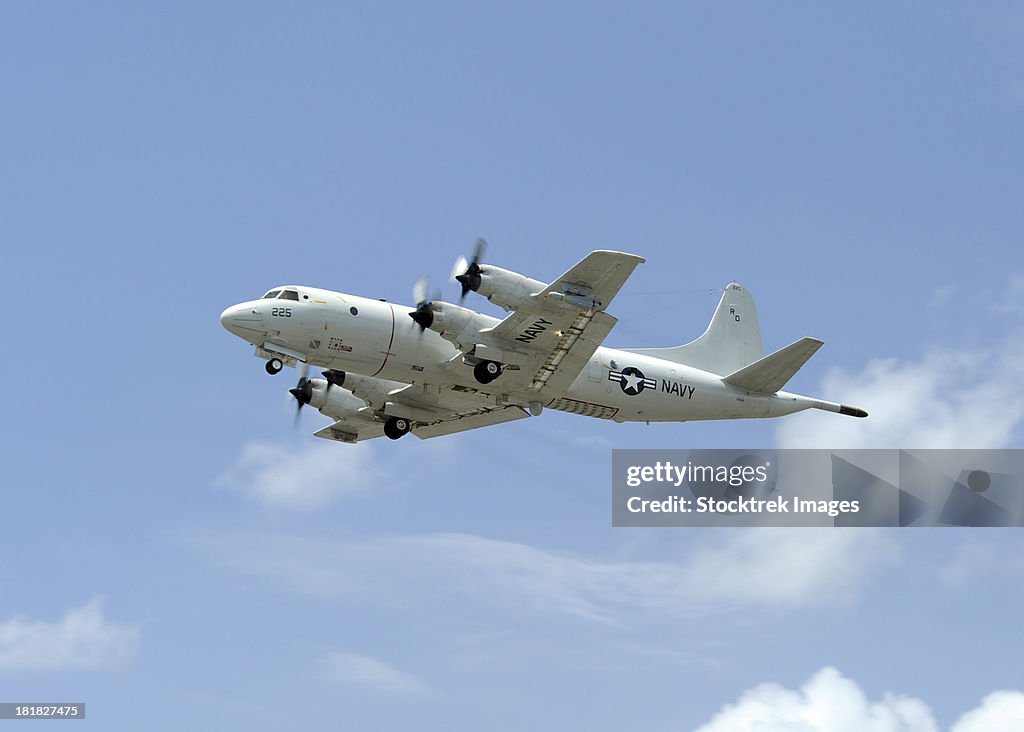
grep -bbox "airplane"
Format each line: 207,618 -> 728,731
219,242 -> 867,443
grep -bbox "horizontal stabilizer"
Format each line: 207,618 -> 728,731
723,337 -> 824,394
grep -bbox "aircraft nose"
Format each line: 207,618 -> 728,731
220,303 -> 263,337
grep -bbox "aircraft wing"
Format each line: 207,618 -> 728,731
384,382 -> 533,439
313,419 -> 385,444
479,250 -> 644,396
538,249 -> 647,309
312,383 -> 530,443
412,404 -> 530,439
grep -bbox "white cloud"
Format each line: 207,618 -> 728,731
321,652 -> 429,696
991,273 -> 1024,315
952,690 -> 1024,732
776,334 -> 1024,449
935,538 -> 1024,588
0,598 -> 140,672
202,529 -> 894,625
679,529 -> 897,608
696,666 -> 1024,732
216,439 -> 382,510
936,540 -> 1000,587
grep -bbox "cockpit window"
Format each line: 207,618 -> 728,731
263,290 -> 281,299
279,290 -> 300,301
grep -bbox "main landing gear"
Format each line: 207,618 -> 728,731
265,357 -> 283,375
473,360 -> 502,385
384,416 -> 412,440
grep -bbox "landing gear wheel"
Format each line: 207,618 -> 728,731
384,416 -> 412,440
473,360 -> 502,384
265,358 -> 283,375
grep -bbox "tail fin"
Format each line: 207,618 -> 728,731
723,337 -> 823,394
624,283 -> 764,375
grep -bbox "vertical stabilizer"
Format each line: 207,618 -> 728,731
624,283 -> 764,375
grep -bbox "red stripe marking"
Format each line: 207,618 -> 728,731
371,304 -> 397,376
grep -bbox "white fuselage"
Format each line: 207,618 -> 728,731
220,286 -> 824,424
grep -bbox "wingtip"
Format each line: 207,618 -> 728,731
591,249 -> 646,263
839,404 -> 869,418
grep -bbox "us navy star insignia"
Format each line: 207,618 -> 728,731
608,366 -> 656,395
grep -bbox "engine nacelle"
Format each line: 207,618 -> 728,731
338,372 -> 407,409
468,265 -> 546,312
420,301 -> 500,352
300,376 -> 402,420
295,378 -> 368,420
319,382 -> 370,420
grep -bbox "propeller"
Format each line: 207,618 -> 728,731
452,237 -> 487,302
409,276 -> 437,331
412,275 -> 429,308
288,362 -> 312,426
323,369 -> 346,390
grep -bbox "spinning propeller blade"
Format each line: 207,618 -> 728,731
449,255 -> 468,283
288,363 -> 312,426
453,237 -> 486,302
409,276 -> 434,331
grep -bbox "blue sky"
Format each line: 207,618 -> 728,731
2,2 -> 1023,730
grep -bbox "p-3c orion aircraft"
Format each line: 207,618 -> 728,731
220,241 -> 867,443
